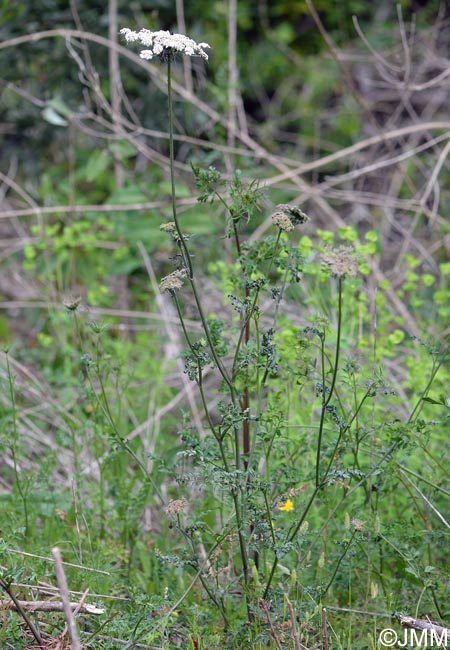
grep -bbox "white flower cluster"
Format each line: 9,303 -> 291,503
120,28 -> 210,61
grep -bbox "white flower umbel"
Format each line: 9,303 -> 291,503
121,26 -> 211,279
120,28 -> 210,61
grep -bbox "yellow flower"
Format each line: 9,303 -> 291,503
278,498 -> 294,512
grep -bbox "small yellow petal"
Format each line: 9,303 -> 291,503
278,498 -> 294,512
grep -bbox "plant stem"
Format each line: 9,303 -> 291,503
263,485 -> 322,599
166,95 -> 250,591
408,339 -> 449,423
0,579 -> 44,647
321,531 -> 357,598
167,57 -> 193,279
188,277 -> 234,391
315,277 -> 343,487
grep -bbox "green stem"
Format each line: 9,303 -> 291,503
174,273 -> 249,593
167,57 -> 193,279
178,523 -> 229,626
166,57 -> 250,614
86,364 -> 164,503
167,62 -> 233,391
0,579 -> 44,647
231,286 -> 262,380
167,61 -> 232,390
315,277 -> 343,487
321,531 -> 357,599
408,339 -> 449,423
266,229 -> 282,281
262,485 -> 322,599
188,277 -> 234,391
321,385 -> 374,483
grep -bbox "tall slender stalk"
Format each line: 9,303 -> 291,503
315,277 -> 343,487
167,57 -> 193,280
165,55 -> 250,605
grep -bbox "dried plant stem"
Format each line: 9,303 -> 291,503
6,547 -> 110,574
260,599 -> 283,650
322,607 -> 329,650
52,547 -> 81,650
0,599 -> 103,614
400,614 -> 450,637
285,595 -> 308,650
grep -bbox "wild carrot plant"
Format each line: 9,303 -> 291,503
116,29 -> 450,646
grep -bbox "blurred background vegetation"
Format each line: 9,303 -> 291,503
1,0 -> 448,328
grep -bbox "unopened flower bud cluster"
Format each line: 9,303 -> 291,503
160,269 -> 187,293
166,497 -> 188,516
271,204 -> 310,232
159,222 -> 176,233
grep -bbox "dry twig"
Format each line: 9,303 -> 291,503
0,599 -> 103,615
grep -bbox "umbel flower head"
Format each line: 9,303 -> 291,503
321,245 -> 358,279
271,204 -> 310,232
160,269 -> 187,293
166,498 -> 188,516
159,222 -> 176,233
120,28 -> 210,62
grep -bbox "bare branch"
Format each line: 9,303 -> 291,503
0,599 -> 104,615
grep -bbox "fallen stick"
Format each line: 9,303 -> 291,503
400,614 -> 449,637
0,599 -> 104,615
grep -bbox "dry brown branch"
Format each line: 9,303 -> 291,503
321,132 -> 450,188
0,599 -> 104,615
267,120 -> 450,183
285,596 -> 309,650
325,605 -> 391,617
322,607 -> 329,650
9,581 -> 128,601
400,614 -> 449,637
0,300 -> 201,329
260,599 -> 283,650
95,636 -> 163,649
0,197 -> 197,220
